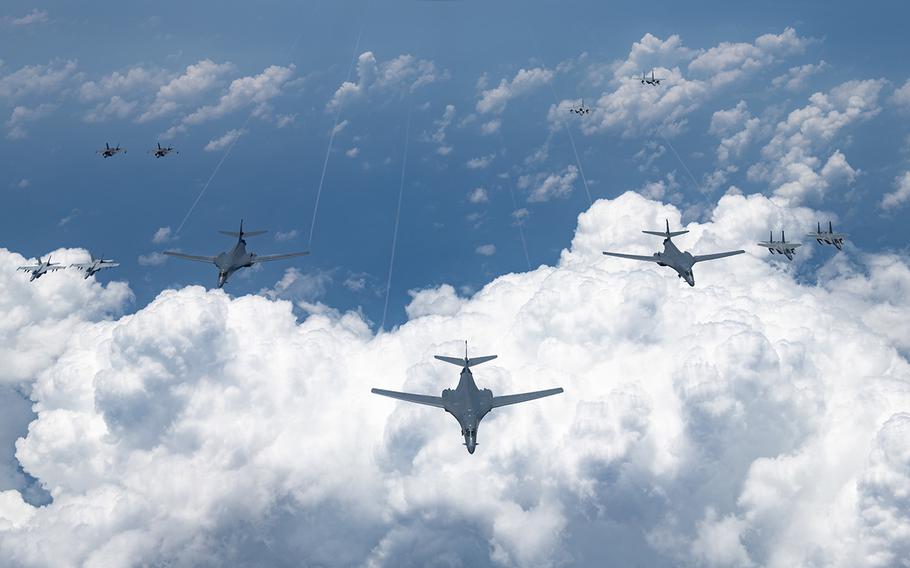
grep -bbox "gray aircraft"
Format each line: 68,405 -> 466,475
638,69 -> 664,86
17,256 -> 64,281
150,142 -> 177,158
569,99 -> 591,115
602,219 -> 745,286
806,221 -> 847,250
163,220 -> 309,288
372,343 -> 564,454
70,253 -> 119,278
97,142 -> 126,158
757,230 -> 801,261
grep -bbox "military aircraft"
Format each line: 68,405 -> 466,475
97,143 -> 126,158
569,99 -> 591,115
17,256 -> 64,281
639,69 -> 663,86
806,221 -> 847,250
372,343 -> 564,454
163,220 -> 309,288
149,142 -> 177,158
69,253 -> 119,279
602,219 -> 745,286
757,230 -> 801,261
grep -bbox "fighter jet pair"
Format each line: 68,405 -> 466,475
756,222 -> 848,261
372,343 -> 564,454
96,142 -> 177,158
17,253 -> 118,281
638,69 -> 664,86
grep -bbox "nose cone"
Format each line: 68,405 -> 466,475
217,272 -> 228,288
685,274 -> 695,287
464,431 -> 477,454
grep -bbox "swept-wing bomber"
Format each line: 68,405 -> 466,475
372,343 -> 564,454
164,220 -> 309,288
603,219 -> 744,286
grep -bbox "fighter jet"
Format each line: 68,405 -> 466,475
757,230 -> 801,261
97,143 -> 126,158
569,99 -> 591,115
602,219 -> 745,286
806,221 -> 847,250
372,343 -> 564,454
17,256 -> 64,281
69,253 -> 119,279
639,69 -> 664,86
149,142 -> 177,158
163,220 -> 309,288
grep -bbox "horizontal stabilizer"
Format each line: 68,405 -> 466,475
492,387 -> 564,408
371,388 -> 445,408
643,229 -> 689,238
434,354 -> 497,368
220,230 -> 267,238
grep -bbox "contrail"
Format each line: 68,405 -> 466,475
380,109 -> 412,331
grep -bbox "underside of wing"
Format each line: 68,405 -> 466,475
602,251 -> 660,262
46,265 -> 65,271
492,387 -> 564,408
692,250 -> 745,263
251,251 -> 310,264
371,388 -> 445,408
17,266 -> 39,271
163,252 -> 216,263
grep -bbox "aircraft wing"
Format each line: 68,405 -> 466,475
371,388 -> 445,408
492,387 -> 564,408
602,251 -> 660,262
163,252 -> 216,263
47,266 -> 65,271
94,263 -> 120,270
17,265 -> 39,272
250,251 -> 310,264
692,250 -> 745,263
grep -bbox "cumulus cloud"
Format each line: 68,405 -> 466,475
346,147 -> 360,158
519,165 -> 578,202
748,79 -> 885,204
476,67 -> 553,115
431,104 -> 455,155
79,66 -> 170,102
891,79 -> 910,112
771,61 -> 828,92
468,187 -> 489,203
1,192 -> 909,567
2,9 -> 49,27
466,154 -> 495,169
475,244 -> 496,256
0,60 -> 76,100
137,60 -> 234,122
554,29 -> 811,137
881,171 -> 910,210
709,101 -> 762,165
204,129 -> 246,152
327,52 -> 445,112
137,252 -> 168,266
6,104 -> 54,139
151,227 -> 173,244
274,230 -> 299,242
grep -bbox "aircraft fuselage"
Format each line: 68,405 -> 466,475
441,368 -> 494,454
653,238 -> 696,286
213,239 -> 255,287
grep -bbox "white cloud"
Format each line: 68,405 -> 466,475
881,171 -> 910,210
748,79 -> 885,204
138,60 -> 234,122
15,179 -> 29,190
480,119 -> 501,135
709,101 -> 762,165
519,165 -> 578,202
79,66 -> 170,102
332,120 -> 349,135
556,29 -> 811,138
468,187 -> 489,203
137,252 -> 168,266
0,191 -> 909,565
475,244 -> 496,256
204,129 -> 246,152
476,67 -> 554,115
3,9 -> 49,27
891,79 -> 910,111
274,230 -> 299,242
151,227 -> 173,244
6,104 -> 55,139
771,61 -> 828,92
83,96 -> 137,123
327,52 -> 445,112
346,147 -> 360,158
260,268 -> 331,303
466,154 -> 495,170
0,61 -> 76,100
431,104 -> 455,155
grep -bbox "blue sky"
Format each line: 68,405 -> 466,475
3,3 -> 910,566
3,0 -> 909,327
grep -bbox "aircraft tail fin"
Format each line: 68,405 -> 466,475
829,220 -> 833,233
434,342 -> 497,368
219,220 -> 266,239
643,219 -> 688,238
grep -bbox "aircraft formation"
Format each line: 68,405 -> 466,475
11,71 -> 855,455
